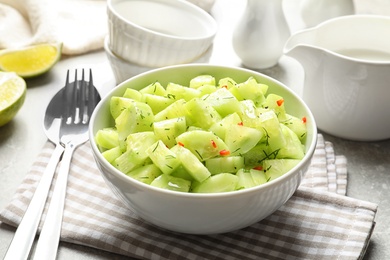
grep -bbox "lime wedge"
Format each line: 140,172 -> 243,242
0,71 -> 27,127
0,43 -> 62,78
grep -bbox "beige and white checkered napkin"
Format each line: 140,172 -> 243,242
0,134 -> 377,259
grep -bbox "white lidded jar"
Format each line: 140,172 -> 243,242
300,0 -> 355,27
232,0 -> 290,69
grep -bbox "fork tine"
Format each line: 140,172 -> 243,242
89,68 -> 93,87
65,69 -> 70,85
78,69 -> 87,123
71,70 -> 79,124
87,69 -> 100,119
62,70 -> 74,124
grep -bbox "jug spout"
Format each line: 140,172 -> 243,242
283,29 -> 326,79
284,45 -> 323,71
284,44 -> 313,65
284,29 -> 319,65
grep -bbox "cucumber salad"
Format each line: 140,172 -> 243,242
95,75 -> 307,193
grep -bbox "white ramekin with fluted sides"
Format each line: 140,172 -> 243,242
107,0 -> 217,67
104,36 -> 213,84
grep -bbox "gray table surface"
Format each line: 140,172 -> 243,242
1,0 -> 389,259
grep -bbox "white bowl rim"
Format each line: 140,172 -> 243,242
90,64 -> 318,199
107,0 -> 218,41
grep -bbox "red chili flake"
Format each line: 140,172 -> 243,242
211,140 -> 217,148
221,85 -> 228,89
302,116 -> 307,123
237,121 -> 244,126
276,99 -> 284,107
219,150 -> 230,156
178,141 -> 185,147
253,166 -> 263,171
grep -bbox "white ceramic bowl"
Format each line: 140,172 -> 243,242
89,64 -> 317,234
107,0 -> 217,67
104,36 -> 213,84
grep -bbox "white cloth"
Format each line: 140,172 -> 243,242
0,0 -> 107,55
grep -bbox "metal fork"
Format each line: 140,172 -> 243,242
32,69 -> 100,260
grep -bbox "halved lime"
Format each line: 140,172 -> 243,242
0,43 -> 62,78
0,71 -> 27,127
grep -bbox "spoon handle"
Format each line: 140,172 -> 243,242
32,143 -> 76,260
4,144 -> 64,260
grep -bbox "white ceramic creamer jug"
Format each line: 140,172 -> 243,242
232,0 -> 290,69
284,15 -> 390,141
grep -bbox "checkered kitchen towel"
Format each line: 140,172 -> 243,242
0,134 -> 377,259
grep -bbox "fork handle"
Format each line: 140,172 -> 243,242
32,143 -> 76,260
4,144 -> 64,260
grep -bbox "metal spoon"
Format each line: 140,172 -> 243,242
4,86 -> 66,260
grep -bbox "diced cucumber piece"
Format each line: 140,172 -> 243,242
114,149 -> 148,174
176,130 -> 229,161
277,124 -> 305,159
187,126 -> 202,132
189,75 -> 216,89
236,168 -> 268,190
281,113 -> 307,142
185,98 -> 222,129
250,168 -> 268,185
117,132 -> 156,172
238,100 -> 264,129
170,165 -> 194,181
127,164 -> 162,184
139,82 -> 166,96
201,87 -> 241,117
209,112 -> 242,139
154,99 -> 187,121
242,141 -> 278,168
142,93 -> 175,114
260,110 -> 286,152
224,124 -> 263,155
166,82 -> 201,101
192,173 -> 239,193
126,132 -> 157,155
229,77 -> 266,106
115,101 -> 154,150
153,117 -> 186,148
110,96 -> 135,119
264,159 -> 300,181
102,146 -> 122,164
123,88 -> 143,101
198,84 -> 217,96
146,140 -> 181,175
171,145 -> 211,182
236,169 -> 255,190
205,156 -> 244,175
263,93 -> 288,121
150,174 -> 191,192
95,127 -> 119,150
218,77 -> 237,89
